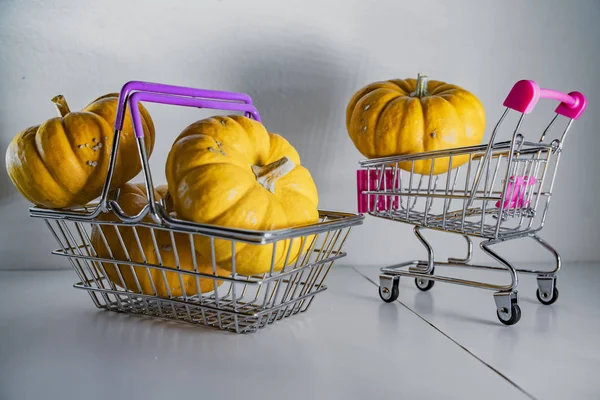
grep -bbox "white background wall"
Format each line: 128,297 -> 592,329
0,0 -> 598,269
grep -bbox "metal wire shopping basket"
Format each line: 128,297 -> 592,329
356,79 -> 587,325
30,81 -> 363,334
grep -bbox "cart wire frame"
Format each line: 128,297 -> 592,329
357,79 -> 587,325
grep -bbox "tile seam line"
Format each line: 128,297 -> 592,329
352,266 -> 538,400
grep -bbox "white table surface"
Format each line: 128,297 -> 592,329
0,263 -> 597,400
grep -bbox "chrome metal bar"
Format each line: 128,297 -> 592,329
381,261 -> 513,291
113,225 -> 150,312
299,227 -> 350,312
73,281 -> 327,319
493,114 -> 526,238
406,161 -> 414,218
413,226 -> 434,273
558,119 -> 574,148
74,223 -> 104,286
480,240 -> 518,291
47,220 -> 102,307
448,235 -> 473,264
461,154 -> 474,232
530,234 -> 561,274
468,108 -> 510,207
441,156 -> 454,229
539,114 -> 559,143
82,224 -> 123,308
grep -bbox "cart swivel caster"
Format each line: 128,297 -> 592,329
414,267 -> 435,291
536,275 -> 558,305
536,287 -> 559,305
379,275 -> 399,303
415,277 -> 435,291
494,291 -> 521,326
497,304 -> 521,326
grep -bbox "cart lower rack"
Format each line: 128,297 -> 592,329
357,79 -> 587,325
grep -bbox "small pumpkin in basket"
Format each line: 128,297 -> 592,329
5,93 -> 155,208
346,74 -> 486,174
165,115 -> 319,276
90,183 -> 228,297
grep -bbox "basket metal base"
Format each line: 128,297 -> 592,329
76,282 -> 324,334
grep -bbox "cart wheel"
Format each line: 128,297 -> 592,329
379,280 -> 399,303
415,267 -> 435,291
497,304 -> 521,326
415,277 -> 435,291
536,287 -> 559,305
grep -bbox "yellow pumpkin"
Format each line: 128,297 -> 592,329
165,115 -> 319,276
5,93 -> 155,208
346,74 -> 486,174
91,183 -> 227,297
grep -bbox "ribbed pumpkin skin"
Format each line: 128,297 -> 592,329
346,77 -> 485,174
91,183 -> 227,297
166,115 -> 319,276
5,93 -> 155,208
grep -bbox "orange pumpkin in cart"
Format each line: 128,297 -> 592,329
346,74 -> 486,175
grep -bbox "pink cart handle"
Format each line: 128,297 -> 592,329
114,80 -> 258,132
503,80 -> 587,120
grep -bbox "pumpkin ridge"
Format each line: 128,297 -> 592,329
208,185 -> 266,228
177,163 -> 256,224
265,133 -> 301,166
6,140 -> 39,205
225,116 -> 254,161
260,192 -> 289,231
279,189 -> 318,211
346,85 -> 386,128
396,98 -> 425,154
275,170 -> 318,203
425,80 -> 450,95
59,116 -> 95,178
416,97 -> 428,153
356,88 -> 401,157
435,95 -> 466,147
61,114 -> 110,203
430,84 -> 461,96
446,91 -> 486,125
168,137 -> 230,184
179,160 -> 255,186
31,127 -> 76,200
390,80 -> 412,94
374,95 -> 406,156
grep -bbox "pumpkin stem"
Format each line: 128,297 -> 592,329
51,95 -> 71,117
411,73 -> 429,98
252,156 -> 296,194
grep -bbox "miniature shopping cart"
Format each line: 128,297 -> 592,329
29,81 -> 363,334
357,80 -> 587,325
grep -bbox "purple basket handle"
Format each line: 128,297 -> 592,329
114,80 -> 259,131
128,91 -> 261,138
98,81 -> 261,217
